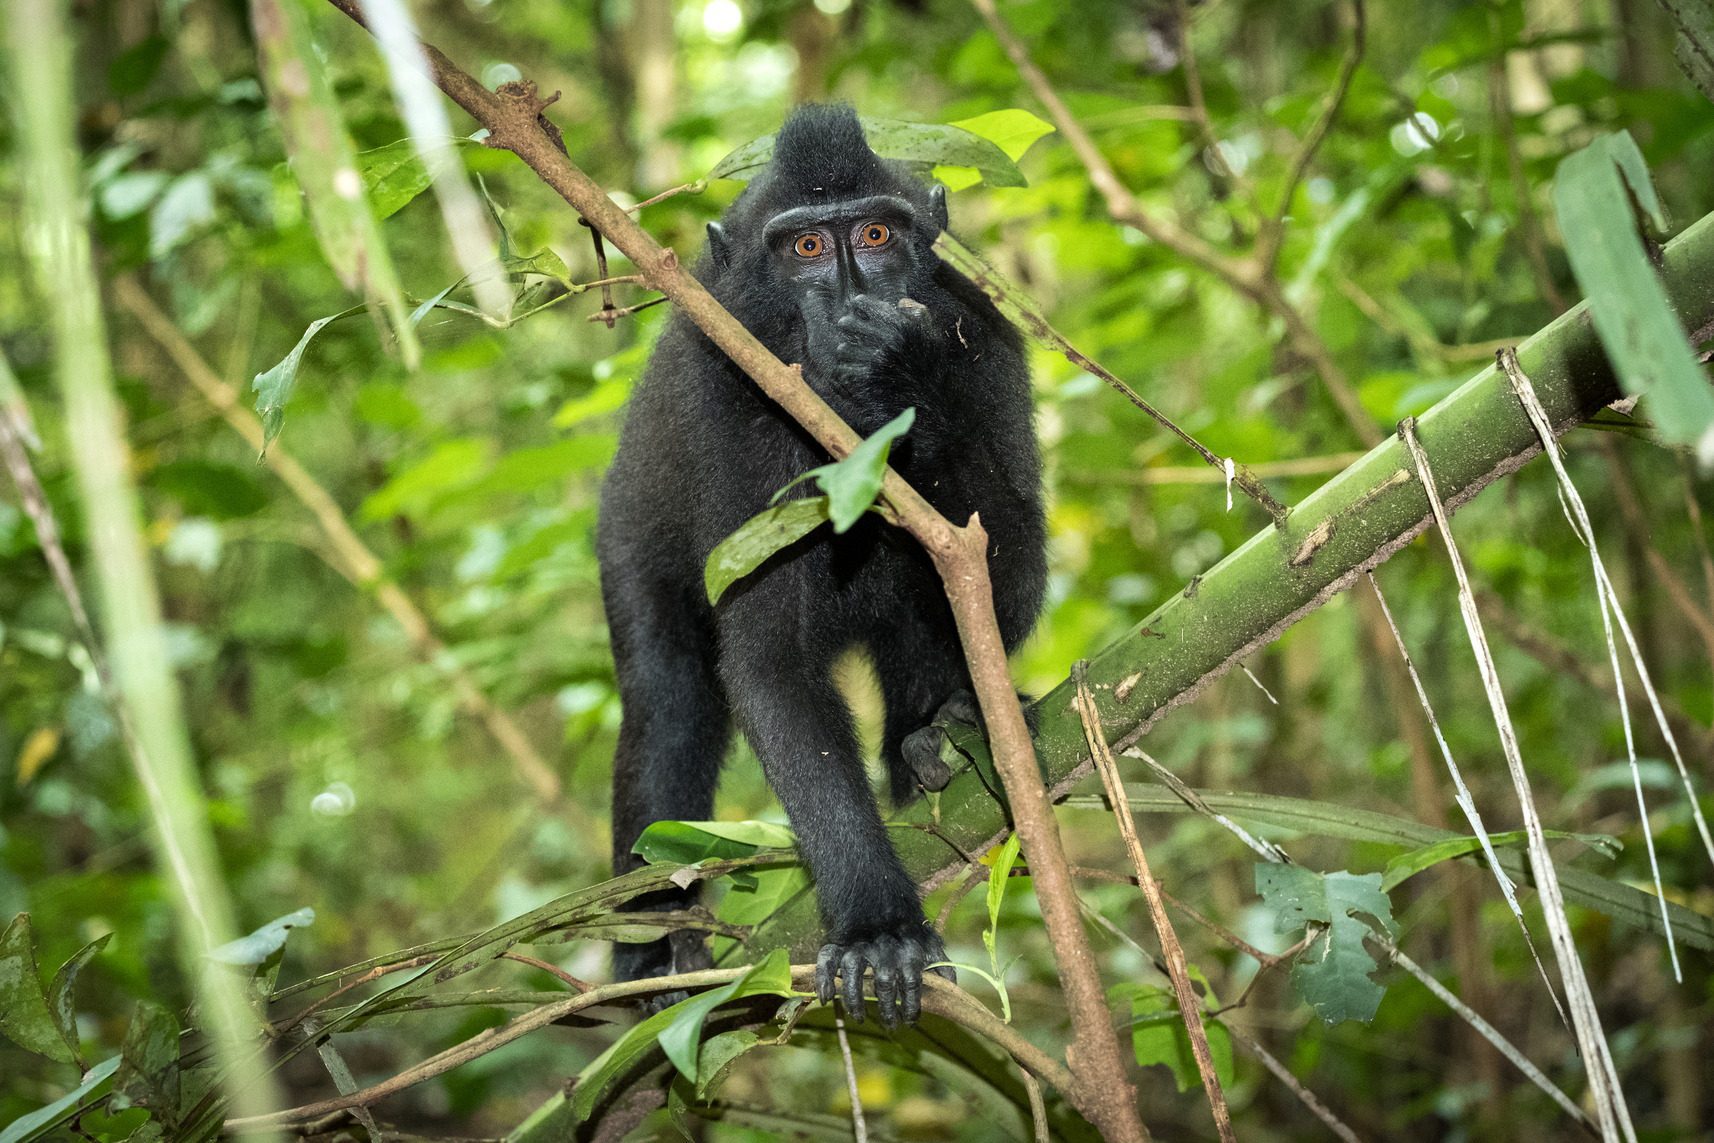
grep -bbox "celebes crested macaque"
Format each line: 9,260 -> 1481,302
597,104 -> 1045,1028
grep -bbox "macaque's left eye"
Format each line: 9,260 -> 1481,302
856,222 -> 891,247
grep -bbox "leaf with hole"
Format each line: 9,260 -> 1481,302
1256,865 -> 1395,1024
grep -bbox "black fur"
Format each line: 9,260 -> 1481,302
597,104 -> 1046,1027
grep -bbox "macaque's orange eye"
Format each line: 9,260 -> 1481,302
857,222 -> 891,247
793,233 -> 824,257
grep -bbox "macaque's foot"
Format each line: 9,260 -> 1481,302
900,689 -> 1037,792
614,931 -> 714,1014
815,922 -> 954,1029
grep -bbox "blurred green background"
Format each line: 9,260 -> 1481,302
3,0 -> 1712,1137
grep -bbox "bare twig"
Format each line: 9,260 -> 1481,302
627,179 -> 707,212
1074,664 -> 1233,1142
317,5 -> 1144,1137
835,1013 -> 869,1143
114,277 -> 568,808
936,233 -> 1289,525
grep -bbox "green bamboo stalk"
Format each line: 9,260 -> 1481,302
746,207 -> 1714,956
6,0 -> 283,1132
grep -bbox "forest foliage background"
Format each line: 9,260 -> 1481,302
2,0 -> 1713,1138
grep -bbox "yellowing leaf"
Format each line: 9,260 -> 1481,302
15,727 -> 59,784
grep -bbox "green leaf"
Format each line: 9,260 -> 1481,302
693,1029 -> 761,1098
110,1004 -> 181,1125
709,116 -> 1027,187
704,497 -> 832,604
46,933 -> 110,1065
814,406 -> 915,532
0,914 -> 76,1063
356,138 -> 486,220
251,309 -> 360,452
1256,865 -> 1395,1024
1116,984 -> 1234,1093
1381,829 -> 1619,892
0,1055 -> 120,1143
947,109 -> 1055,162
1552,132 -> 1714,447
569,950 -> 793,1123
985,833 -> 1021,935
207,907 -> 315,967
635,820 -> 798,865
657,949 -> 793,1082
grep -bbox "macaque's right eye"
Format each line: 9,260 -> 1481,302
793,233 -> 826,258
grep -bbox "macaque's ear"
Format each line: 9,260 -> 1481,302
707,222 -> 731,274
929,184 -> 949,232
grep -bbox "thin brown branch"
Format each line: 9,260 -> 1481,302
1257,0 -> 1366,273
1073,663 -> 1233,1142
835,1014 -> 869,1143
499,951 -> 593,992
317,5 -> 1144,1138
114,277 -> 568,808
626,179 -> 707,213
1223,1024 -> 1362,1143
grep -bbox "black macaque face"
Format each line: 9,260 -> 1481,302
764,193 -> 927,309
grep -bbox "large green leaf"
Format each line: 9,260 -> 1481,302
1113,983 -> 1234,1094
46,933 -> 110,1066
634,819 -> 798,864
1552,132 -> 1714,448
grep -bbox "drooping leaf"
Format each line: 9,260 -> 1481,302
206,907 -> 315,967
47,933 -> 111,1065
1256,865 -> 1396,1024
251,309 -> 361,452
1552,132 -> 1714,449
704,496 -> 832,604
656,949 -> 793,1083
693,1029 -> 762,1098
709,116 -> 1027,187
1381,829 -> 1619,892
0,914 -> 76,1063
357,137 -> 488,219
